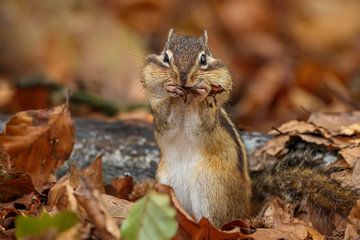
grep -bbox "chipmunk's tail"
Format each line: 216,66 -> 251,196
252,149 -> 360,235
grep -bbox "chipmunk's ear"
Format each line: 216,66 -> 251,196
165,28 -> 175,48
202,30 -> 208,45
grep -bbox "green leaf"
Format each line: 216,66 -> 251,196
121,191 -> 178,240
15,211 -> 79,239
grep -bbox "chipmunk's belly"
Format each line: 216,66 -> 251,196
157,139 -> 205,219
157,103 -> 207,218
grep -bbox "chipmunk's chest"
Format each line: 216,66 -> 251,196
156,105 -> 205,215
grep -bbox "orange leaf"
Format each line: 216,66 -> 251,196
0,104 -> 75,191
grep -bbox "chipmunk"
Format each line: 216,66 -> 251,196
141,29 -> 359,235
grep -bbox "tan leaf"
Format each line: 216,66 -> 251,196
0,104 -> 75,191
47,165 -> 79,212
261,198 -> 324,239
308,112 -> 360,136
297,134 -> 333,147
339,145 -> 360,167
74,175 -> 120,240
269,120 -> 318,135
100,194 -> 133,225
344,200 -> 360,240
81,155 -> 105,193
254,135 -> 290,157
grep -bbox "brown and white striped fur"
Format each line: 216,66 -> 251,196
141,29 -> 251,227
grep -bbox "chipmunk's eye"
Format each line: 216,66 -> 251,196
200,54 -> 207,66
163,53 -> 170,64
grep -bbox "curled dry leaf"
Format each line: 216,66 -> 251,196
0,104 -> 75,191
81,155 -> 105,193
254,135 -> 290,157
344,200 -> 360,240
0,169 -> 34,202
155,184 -> 248,240
47,165 -> 79,212
101,194 -> 133,225
308,112 -> 360,136
105,176 -> 134,200
0,192 -> 41,234
260,198 -> 324,240
268,120 -> 318,136
74,175 -> 120,240
339,146 -> 360,167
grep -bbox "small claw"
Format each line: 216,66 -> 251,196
165,83 -> 185,98
209,84 -> 225,96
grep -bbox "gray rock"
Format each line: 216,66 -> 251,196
0,115 -> 270,183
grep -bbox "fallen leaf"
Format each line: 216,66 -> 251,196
308,112 -> 360,136
105,176 -> 134,200
121,190 -> 178,240
0,169 -> 34,202
339,145 -> 360,167
269,120 -> 318,135
0,104 -> 75,191
74,175 -> 120,240
254,135 -> 290,157
47,165 -> 79,212
344,200 -> 360,240
15,211 -> 80,240
261,198 -> 324,239
81,155 -> 105,193
101,194 -> 133,225
155,184 -> 247,240
352,159 -> 360,188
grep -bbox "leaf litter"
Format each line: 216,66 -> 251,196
0,104 -> 360,239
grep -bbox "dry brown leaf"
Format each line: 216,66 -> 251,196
105,176 -> 134,200
344,200 -> 360,240
155,184 -> 248,240
100,194 -> 133,225
261,198 -> 324,240
0,169 -> 34,202
0,104 -> 74,191
47,165 -> 79,212
74,175 -> 120,240
339,145 -> 360,167
308,112 -> 360,136
269,120 -> 318,135
0,192 -> 41,234
254,135 -> 290,157
297,134 -> 333,147
129,179 -> 156,201
352,159 -> 360,188
81,155 -> 105,193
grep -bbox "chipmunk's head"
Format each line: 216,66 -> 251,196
142,29 -> 229,89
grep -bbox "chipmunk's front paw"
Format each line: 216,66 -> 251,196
192,82 -> 211,101
165,83 -> 185,98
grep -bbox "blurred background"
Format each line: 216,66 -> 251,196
0,0 -> 359,131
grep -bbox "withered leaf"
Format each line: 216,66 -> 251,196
155,184 -> 247,240
81,155 -> 105,193
339,145 -> 360,167
105,176 -> 134,200
308,112 -> 360,136
74,175 -> 120,240
0,169 -> 34,202
344,200 -> 360,240
0,104 -> 75,191
269,120 -> 318,135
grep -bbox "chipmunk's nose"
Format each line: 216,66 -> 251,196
180,71 -> 187,86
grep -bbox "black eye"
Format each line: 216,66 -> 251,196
200,54 -> 207,66
163,53 -> 170,64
